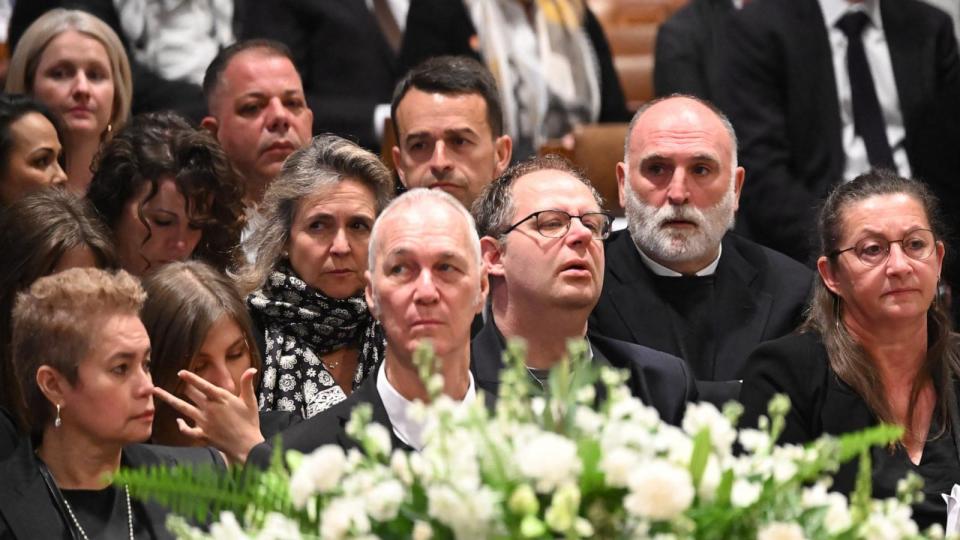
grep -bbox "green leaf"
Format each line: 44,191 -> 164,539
689,428 -> 712,489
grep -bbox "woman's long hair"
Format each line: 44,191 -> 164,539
803,169 -> 960,440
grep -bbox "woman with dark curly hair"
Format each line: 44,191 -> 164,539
87,111 -> 245,275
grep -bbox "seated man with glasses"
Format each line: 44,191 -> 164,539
471,156 -> 697,425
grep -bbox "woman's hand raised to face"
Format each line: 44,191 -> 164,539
152,367 -> 265,465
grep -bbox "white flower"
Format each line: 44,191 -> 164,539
514,431 -> 582,493
697,455 -> 722,500
600,447 -> 640,487
427,485 -> 498,540
731,479 -> 761,508
800,483 -> 851,534
757,522 -> 806,540
738,429 -> 770,453
390,450 -> 413,485
365,479 -> 405,521
319,496 -> 370,540
574,407 -> 603,434
412,520 -> 433,540
289,445 -> 347,507
365,423 -> 392,456
209,511 -> 250,540
254,513 -> 303,540
682,401 -> 736,453
624,460 -> 694,520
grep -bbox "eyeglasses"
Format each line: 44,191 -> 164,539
502,209 -> 613,240
829,228 -> 936,267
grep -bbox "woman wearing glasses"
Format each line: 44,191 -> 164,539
739,170 -> 960,529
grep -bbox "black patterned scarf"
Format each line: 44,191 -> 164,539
248,262 -> 384,418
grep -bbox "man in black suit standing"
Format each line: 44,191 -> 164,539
653,0 -> 737,100
590,95 -> 811,407
715,0 -> 960,264
471,156 -> 697,425
245,188 -> 489,463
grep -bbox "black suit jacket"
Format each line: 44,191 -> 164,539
739,331 -> 960,530
590,230 -> 811,406
242,0 -> 401,150
0,442 -> 224,539
716,0 -> 960,262
653,0 -> 734,100
399,0 -> 629,126
470,320 -> 696,425
248,376 -> 412,468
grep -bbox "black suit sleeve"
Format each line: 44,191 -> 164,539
715,7 -> 818,260
738,333 -> 828,445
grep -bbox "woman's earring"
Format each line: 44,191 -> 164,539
833,295 -> 842,332
54,404 -> 62,428
106,123 -> 113,133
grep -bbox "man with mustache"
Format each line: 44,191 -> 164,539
391,56 -> 512,209
589,95 -> 811,407
201,40 -> 314,206
472,156 -> 695,425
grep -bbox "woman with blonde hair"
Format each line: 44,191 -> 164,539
6,8 -> 133,193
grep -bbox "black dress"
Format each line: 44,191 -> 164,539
739,331 -> 960,530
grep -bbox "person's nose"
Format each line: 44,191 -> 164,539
665,169 -> 691,206
412,270 -> 440,304
171,225 -> 201,259
50,162 -> 67,186
205,362 -> 237,395
265,98 -> 292,133
329,228 -> 351,256
135,364 -> 154,397
71,71 -> 90,99
428,141 -> 453,175
885,241 -> 914,275
565,216 -> 594,246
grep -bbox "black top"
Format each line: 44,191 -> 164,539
61,486 -> 151,540
0,407 -> 20,462
648,273 -> 718,379
739,331 -> 960,529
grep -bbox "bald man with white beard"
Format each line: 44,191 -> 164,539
589,95 -> 812,407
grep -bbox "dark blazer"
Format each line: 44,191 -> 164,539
739,331 -> 960,530
0,408 -> 19,463
470,320 -> 696,425
242,0 -> 401,150
590,230 -> 811,406
399,0 -> 629,125
653,0 -> 734,100
715,0 -> 960,262
0,442 -> 224,539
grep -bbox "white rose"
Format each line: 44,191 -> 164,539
319,497 -> 371,540
514,432 -> 582,493
682,401 -> 736,453
288,445 -> 347,507
599,447 -> 639,487
365,479 -> 405,521
365,423 -> 392,456
731,479 -> 761,508
757,522 -> 806,540
412,520 -> 433,540
254,513 -> 303,540
624,460 -> 694,520
209,511 -> 250,540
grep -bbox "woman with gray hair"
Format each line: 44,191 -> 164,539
237,134 -> 393,419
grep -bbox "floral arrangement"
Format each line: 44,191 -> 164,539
117,340 -> 944,540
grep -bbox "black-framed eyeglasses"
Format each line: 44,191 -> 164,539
829,228 -> 936,267
502,209 -> 613,240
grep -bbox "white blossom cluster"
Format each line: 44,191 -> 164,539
169,366 -> 935,540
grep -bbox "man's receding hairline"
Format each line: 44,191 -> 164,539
210,47 -> 297,104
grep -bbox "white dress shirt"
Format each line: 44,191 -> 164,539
376,361 -> 477,451
818,0 -> 911,182
636,244 -> 722,277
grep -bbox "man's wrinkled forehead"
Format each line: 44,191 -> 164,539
629,98 -> 735,160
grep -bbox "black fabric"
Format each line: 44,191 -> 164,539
470,319 -> 697,426
590,230 -> 811,407
258,410 -> 302,442
399,0 -> 629,152
653,0 -> 735,100
60,486 -> 151,540
248,262 -> 384,419
648,274 -> 717,379
241,0 -> 401,150
0,442 -> 224,539
739,331 -> 960,530
0,407 -> 20,463
835,11 -> 895,169
715,0 -> 960,263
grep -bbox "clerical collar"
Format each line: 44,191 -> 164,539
818,0 -> 881,29
376,361 -> 477,451
636,244 -> 722,277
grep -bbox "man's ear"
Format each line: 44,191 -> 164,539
616,161 -> 628,209
475,263 -> 489,314
200,116 -> 219,138
732,166 -> 746,212
364,271 -> 380,319
480,236 -> 506,277
493,135 -> 513,176
36,365 -> 69,408
816,256 -> 842,296
392,145 -> 408,187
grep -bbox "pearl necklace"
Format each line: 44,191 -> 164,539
61,485 -> 134,540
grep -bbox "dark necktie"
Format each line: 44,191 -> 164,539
373,0 -> 402,54
835,11 -> 896,169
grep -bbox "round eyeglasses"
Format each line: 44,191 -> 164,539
502,209 -> 613,241
829,228 -> 936,267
